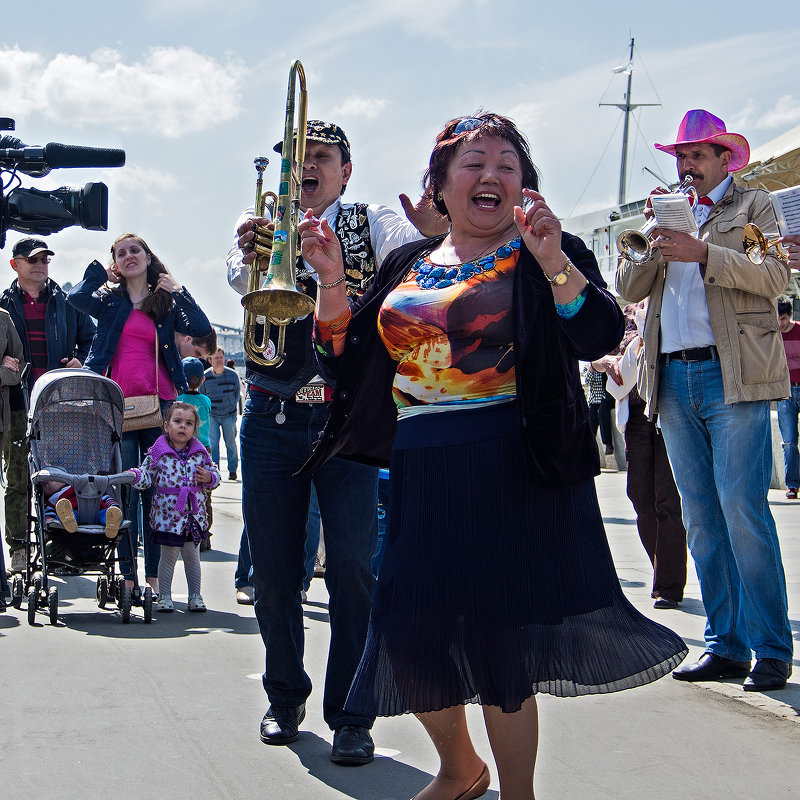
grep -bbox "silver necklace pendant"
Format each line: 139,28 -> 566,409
275,400 -> 286,425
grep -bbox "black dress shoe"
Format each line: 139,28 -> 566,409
259,704 -> 305,745
742,658 -> 792,692
653,596 -> 680,609
672,652 -> 751,681
330,725 -> 375,765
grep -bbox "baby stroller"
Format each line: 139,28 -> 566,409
7,369 -> 147,625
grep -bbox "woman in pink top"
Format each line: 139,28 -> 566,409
69,233 -> 212,597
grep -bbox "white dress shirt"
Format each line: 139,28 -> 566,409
659,176 -> 732,353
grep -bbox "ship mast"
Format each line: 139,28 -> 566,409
600,37 -> 660,206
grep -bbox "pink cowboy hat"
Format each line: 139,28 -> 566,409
654,109 -> 750,172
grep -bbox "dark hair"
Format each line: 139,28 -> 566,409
423,111 -> 540,218
165,400 -> 200,430
186,374 -> 204,391
778,300 -> 793,316
710,143 -> 729,159
109,233 -> 174,321
192,329 -> 217,356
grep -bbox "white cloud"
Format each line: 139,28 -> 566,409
329,96 -> 388,119
729,94 -> 800,131
106,165 -> 178,205
0,46 -> 248,137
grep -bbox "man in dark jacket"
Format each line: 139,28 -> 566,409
2,237 -> 96,574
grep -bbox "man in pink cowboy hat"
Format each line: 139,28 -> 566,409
616,109 -> 793,691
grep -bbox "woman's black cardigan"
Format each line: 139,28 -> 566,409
299,232 -> 624,489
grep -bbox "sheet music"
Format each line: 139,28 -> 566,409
650,193 -> 698,235
771,186 -> 800,237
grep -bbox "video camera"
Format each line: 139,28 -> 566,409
0,117 -> 125,249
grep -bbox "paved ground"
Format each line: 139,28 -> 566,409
2,460 -> 798,799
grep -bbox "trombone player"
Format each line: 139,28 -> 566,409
616,109 -> 793,692
227,118 -> 447,764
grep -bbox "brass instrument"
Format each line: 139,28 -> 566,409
616,175 -> 698,263
241,60 -> 315,367
742,223 -> 788,265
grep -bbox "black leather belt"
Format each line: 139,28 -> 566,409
662,346 -> 717,363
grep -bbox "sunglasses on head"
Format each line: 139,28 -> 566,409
453,117 -> 487,135
19,255 -> 51,265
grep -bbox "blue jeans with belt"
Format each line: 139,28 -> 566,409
658,354 -> 792,663
777,384 -> 800,490
240,388 -> 377,730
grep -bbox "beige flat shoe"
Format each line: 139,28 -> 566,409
55,497 -> 78,533
413,765 -> 491,800
104,505 -> 123,539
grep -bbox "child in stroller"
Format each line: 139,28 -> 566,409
43,479 -> 123,539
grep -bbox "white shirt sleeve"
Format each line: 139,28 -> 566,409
365,204 -> 424,266
227,205 -> 273,296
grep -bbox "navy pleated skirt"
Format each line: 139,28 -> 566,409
344,401 -> 687,716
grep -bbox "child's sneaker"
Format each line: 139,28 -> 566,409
157,594 -> 174,612
187,593 -> 207,612
104,505 -> 123,539
55,497 -> 78,533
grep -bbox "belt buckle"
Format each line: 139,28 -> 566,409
295,382 -> 326,404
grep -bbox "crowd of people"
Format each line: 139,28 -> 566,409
1,106 -> 798,800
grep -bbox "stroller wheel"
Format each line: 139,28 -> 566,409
97,577 -> 109,609
143,586 -> 153,624
120,584 -> 132,624
11,574 -> 23,609
116,577 -> 125,609
27,586 -> 37,625
48,586 -> 58,625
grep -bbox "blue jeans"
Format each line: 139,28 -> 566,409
210,413 -> 238,474
658,356 -> 792,662
119,424 -> 163,582
303,485 -> 321,592
777,385 -> 800,490
240,389 -> 377,730
235,525 -> 252,589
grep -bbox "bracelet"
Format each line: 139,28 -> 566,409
318,274 -> 346,289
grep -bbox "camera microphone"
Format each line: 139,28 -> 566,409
0,141 -> 126,176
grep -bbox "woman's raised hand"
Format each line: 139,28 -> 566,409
299,210 -> 344,282
155,273 -> 182,294
513,189 -> 563,268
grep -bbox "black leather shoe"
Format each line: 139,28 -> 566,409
742,658 -> 792,692
672,652 -> 751,681
259,704 -> 305,745
330,725 -> 375,765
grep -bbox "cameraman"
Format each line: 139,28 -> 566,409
2,237 -> 95,574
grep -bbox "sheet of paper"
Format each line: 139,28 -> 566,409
771,186 -> 800,237
650,193 -> 698,235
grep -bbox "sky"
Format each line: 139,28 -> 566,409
2,0 -> 799,327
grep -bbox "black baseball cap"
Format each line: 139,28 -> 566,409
12,237 -> 54,259
273,120 -> 351,163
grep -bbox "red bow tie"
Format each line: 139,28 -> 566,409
697,196 -> 714,206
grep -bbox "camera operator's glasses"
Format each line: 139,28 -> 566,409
21,255 -> 51,264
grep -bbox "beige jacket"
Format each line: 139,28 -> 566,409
0,308 -> 25,433
615,180 -> 790,418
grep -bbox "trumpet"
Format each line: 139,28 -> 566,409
616,175 -> 698,264
241,60 -> 315,367
742,223 -> 788,265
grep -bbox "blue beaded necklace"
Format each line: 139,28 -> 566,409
411,237 -> 521,290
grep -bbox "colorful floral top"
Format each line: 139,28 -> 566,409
376,239 -> 521,408
130,435 -> 220,539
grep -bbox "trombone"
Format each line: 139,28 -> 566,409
616,175 -> 698,263
241,60 -> 315,367
742,223 -> 788,265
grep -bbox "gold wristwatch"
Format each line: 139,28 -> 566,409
543,258 -> 573,287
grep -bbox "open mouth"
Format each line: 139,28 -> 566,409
301,176 -> 319,193
472,192 -> 501,209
